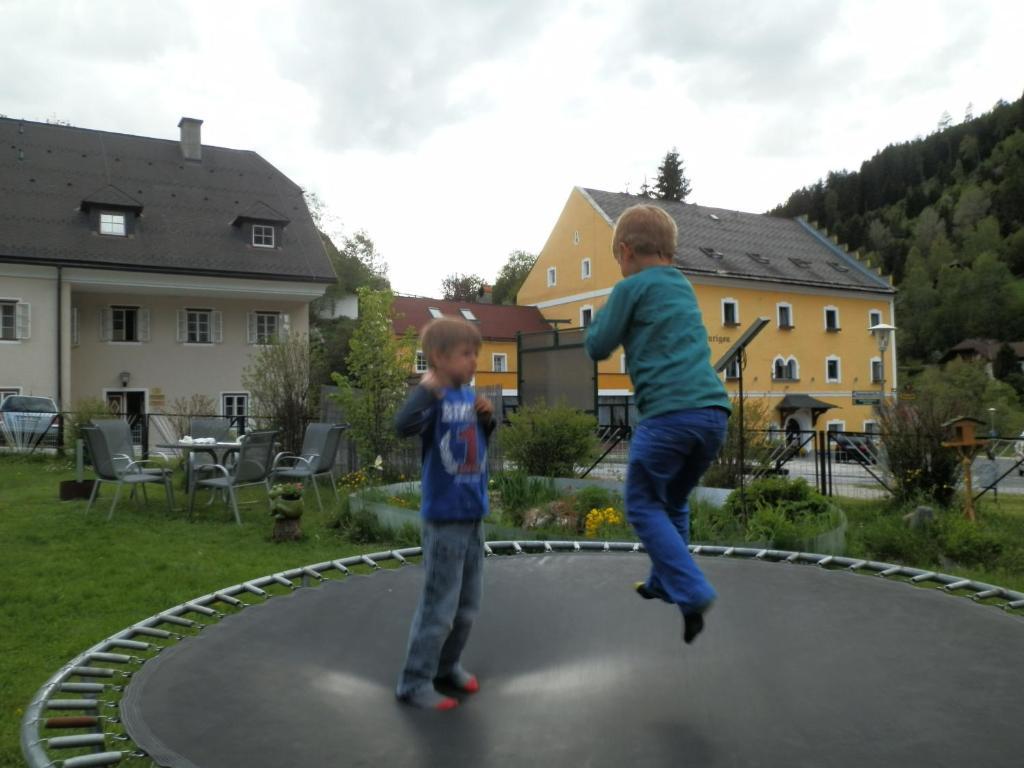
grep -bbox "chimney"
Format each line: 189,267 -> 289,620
178,117 -> 203,161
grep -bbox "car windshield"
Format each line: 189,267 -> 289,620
2,396 -> 57,412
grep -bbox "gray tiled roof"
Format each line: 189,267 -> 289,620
581,188 -> 893,294
0,117 -> 335,283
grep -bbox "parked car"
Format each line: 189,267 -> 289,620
0,395 -> 60,449
833,432 -> 877,465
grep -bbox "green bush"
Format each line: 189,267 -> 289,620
500,402 -> 597,477
856,512 -> 943,564
572,485 -> 615,516
690,498 -> 744,543
723,477 -> 830,519
490,471 -> 558,527
64,397 -> 114,449
939,515 -> 1004,566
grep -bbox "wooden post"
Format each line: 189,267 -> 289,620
961,454 -> 976,522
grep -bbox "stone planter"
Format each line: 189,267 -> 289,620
271,497 -> 304,542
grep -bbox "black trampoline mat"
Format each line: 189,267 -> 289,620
122,553 -> 1023,767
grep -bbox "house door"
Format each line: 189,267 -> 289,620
106,390 -> 146,444
785,418 -> 801,446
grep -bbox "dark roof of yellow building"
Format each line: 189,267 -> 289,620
581,188 -> 894,294
391,295 -> 552,341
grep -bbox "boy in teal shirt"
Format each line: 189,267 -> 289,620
585,204 -> 731,644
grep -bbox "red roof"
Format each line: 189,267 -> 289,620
391,296 -> 552,341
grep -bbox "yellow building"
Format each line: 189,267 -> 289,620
517,188 -> 897,434
390,295 -> 552,400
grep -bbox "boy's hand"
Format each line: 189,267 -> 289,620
475,396 -> 494,418
420,370 -> 443,394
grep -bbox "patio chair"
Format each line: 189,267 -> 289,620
270,423 -> 347,512
93,418 -> 172,480
188,430 -> 278,524
82,426 -> 176,520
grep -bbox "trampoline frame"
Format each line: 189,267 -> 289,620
21,541 -> 1024,768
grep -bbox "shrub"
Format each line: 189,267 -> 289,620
500,402 -> 597,477
702,396 -> 773,489
939,514 -> 1004,566
242,332 -> 318,453
723,477 -> 830,519
857,513 -> 942,565
167,393 -> 218,438
690,498 -> 744,543
876,401 -> 961,507
490,471 -> 558,527
64,398 -> 114,448
573,485 -> 615,516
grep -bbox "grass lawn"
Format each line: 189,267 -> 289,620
837,494 -> 1024,593
3,456 -> 1023,767
0,454 -> 399,768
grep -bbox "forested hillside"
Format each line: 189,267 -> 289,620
771,94 -> 1024,364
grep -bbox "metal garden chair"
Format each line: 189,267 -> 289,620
270,423 -> 347,512
82,425 -> 176,520
188,430 -> 278,524
92,418 -> 172,479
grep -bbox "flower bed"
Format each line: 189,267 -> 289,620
347,475 -> 732,542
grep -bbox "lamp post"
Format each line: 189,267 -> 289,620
868,323 -> 896,406
988,407 -> 997,438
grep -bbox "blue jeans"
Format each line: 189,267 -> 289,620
626,407 -> 728,613
396,519 -> 484,697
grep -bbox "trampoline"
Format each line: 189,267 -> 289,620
23,543 -> 1024,767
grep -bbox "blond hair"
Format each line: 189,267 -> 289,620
613,204 -> 678,259
420,316 -> 482,366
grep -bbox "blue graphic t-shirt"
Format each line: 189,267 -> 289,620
394,384 -> 491,522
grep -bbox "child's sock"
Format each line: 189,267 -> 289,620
435,666 -> 480,694
397,686 -> 459,710
634,580 -> 670,602
682,611 -> 705,644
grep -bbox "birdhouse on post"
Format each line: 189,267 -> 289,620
941,416 -> 989,521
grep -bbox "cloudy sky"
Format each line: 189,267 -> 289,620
2,0 -> 1022,295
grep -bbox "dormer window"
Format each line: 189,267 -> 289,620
252,224 -> 275,248
99,212 -> 126,237
232,202 -> 290,248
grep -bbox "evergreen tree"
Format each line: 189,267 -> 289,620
654,148 -> 692,202
993,343 -> 1019,381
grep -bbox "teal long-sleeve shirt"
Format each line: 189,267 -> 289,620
584,266 -> 731,421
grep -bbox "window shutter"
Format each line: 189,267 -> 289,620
280,313 -> 290,339
212,311 -> 223,343
247,312 -> 256,344
16,302 -> 30,340
176,310 -> 186,342
138,308 -> 151,342
71,307 -> 79,347
101,308 -> 113,342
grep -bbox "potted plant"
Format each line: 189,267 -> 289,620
269,481 -> 304,541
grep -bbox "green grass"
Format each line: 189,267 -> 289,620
0,454 -> 402,768
4,456 -> 1023,766
838,495 -> 1024,592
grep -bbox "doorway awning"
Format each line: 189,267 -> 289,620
777,394 -> 837,427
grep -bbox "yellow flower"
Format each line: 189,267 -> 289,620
585,506 -> 624,538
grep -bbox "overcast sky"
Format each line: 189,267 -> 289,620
2,0 -> 1022,296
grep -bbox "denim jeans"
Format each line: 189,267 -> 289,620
626,407 -> 729,613
396,519 -> 484,697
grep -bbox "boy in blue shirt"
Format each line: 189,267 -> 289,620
585,204 -> 731,644
394,317 -> 495,709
